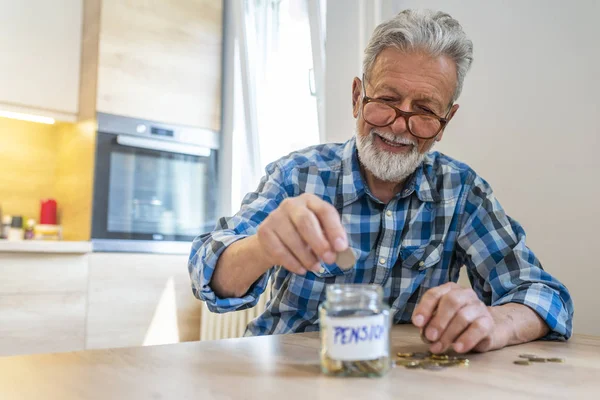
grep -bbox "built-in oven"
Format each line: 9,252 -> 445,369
91,112 -> 219,254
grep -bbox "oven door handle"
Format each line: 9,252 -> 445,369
116,135 -> 212,157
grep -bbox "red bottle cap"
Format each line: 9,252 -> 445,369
40,199 -> 57,225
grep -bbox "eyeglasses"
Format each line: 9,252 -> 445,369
361,74 -> 451,139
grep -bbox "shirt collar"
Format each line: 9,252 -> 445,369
337,137 -> 366,208
337,137 -> 440,207
403,158 -> 441,203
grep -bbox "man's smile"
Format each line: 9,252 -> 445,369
373,132 -> 415,154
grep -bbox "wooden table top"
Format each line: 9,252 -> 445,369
0,325 -> 598,399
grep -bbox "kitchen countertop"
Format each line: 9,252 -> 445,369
0,325 -> 597,399
0,240 -> 92,254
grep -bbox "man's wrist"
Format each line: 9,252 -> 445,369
488,303 -> 550,347
488,305 -> 517,349
247,234 -> 275,273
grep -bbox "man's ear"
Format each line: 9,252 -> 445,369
436,103 -> 460,142
447,103 -> 460,121
352,77 -> 362,118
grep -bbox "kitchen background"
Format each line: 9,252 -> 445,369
1,0 -> 598,357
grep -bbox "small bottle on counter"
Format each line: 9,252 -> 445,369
318,284 -> 391,377
1,214 -> 11,240
0,206 -> 4,239
24,219 -> 36,240
7,215 -> 24,241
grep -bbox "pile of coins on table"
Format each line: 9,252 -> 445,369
513,354 -> 566,366
395,352 -> 469,371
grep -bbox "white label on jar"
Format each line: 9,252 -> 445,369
324,314 -> 387,361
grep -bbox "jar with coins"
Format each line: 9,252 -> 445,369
318,284 -> 391,377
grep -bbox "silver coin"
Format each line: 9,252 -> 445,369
336,247 -> 356,270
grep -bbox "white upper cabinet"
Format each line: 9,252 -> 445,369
96,0 -> 223,131
0,0 -> 83,122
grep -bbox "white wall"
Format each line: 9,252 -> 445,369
324,0 -> 362,143
325,0 -> 600,335
325,0 -> 397,143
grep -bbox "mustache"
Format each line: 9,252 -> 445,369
370,129 -> 417,147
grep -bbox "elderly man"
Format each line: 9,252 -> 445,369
189,9 -> 573,354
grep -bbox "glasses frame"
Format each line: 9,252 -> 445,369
361,74 -> 451,139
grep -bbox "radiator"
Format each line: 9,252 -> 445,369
200,294 -> 269,341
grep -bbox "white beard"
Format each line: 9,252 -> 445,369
355,129 -> 431,182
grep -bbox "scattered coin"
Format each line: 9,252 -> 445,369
513,355 -> 565,366
336,247 -> 356,270
519,354 -> 538,359
396,360 -> 420,367
528,357 -> 547,363
454,360 -> 469,367
394,353 -> 470,371
412,352 -> 430,359
396,352 -> 414,358
514,360 -> 531,366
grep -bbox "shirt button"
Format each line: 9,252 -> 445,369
319,267 -> 325,274
385,210 -> 392,217
418,261 -> 425,267
379,257 -> 386,265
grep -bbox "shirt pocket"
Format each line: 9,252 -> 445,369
399,240 -> 444,271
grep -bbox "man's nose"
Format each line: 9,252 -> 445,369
390,106 -> 410,134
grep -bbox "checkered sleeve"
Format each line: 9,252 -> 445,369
188,162 -> 290,313
456,175 -> 574,340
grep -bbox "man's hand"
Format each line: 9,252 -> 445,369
411,282 -> 509,354
256,193 -> 348,275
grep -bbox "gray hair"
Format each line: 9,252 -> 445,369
363,9 -> 474,104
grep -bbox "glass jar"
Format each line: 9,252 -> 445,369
318,284 -> 391,377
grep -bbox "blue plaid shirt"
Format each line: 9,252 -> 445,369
189,138 -> 573,340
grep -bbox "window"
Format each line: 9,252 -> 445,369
223,0 -> 326,214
